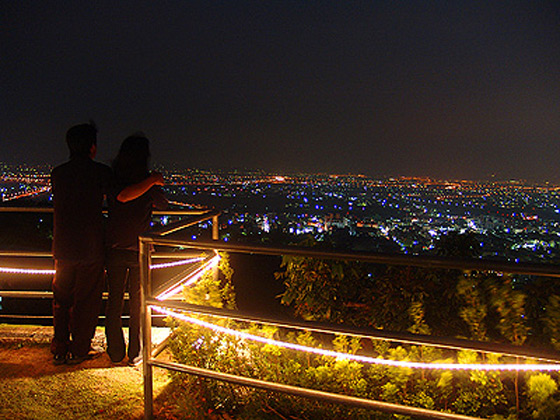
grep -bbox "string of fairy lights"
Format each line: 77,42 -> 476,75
0,267 -> 55,275
155,254 -> 221,301
151,305 -> 560,372
2,252 -> 560,372
0,256 -> 206,275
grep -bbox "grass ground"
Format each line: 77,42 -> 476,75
0,325 -> 207,420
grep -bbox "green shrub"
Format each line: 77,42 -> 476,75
166,251 -> 560,419
527,373 -> 560,420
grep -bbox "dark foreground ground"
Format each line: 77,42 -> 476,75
0,325 -> 233,420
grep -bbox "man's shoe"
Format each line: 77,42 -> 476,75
52,353 -> 66,365
66,353 -> 87,365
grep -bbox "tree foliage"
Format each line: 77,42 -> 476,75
167,233 -> 560,419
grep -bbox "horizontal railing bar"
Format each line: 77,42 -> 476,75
141,235 -> 560,278
0,290 -> 186,302
0,207 -> 209,216
149,359 -> 482,420
0,314 -> 167,320
0,207 -> 53,213
153,252 -> 217,298
153,209 -> 211,216
148,299 -> 560,363
0,314 -> 53,320
0,291 -> 52,299
152,260 -> 205,298
0,251 -> 53,258
151,252 -> 208,259
151,331 -> 176,359
0,291 -> 130,300
0,251 -> 205,259
146,210 -> 221,237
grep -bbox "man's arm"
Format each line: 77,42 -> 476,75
117,172 -> 165,203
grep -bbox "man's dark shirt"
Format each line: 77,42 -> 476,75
106,184 -> 167,251
51,156 -> 112,262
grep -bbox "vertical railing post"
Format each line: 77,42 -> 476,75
212,214 -> 219,241
140,237 -> 154,420
212,214 -> 220,281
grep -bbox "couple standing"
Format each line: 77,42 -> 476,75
50,122 -> 167,365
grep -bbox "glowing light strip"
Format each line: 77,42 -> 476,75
151,257 -> 205,270
152,306 -> 560,372
155,255 -> 221,301
0,267 -> 54,275
0,257 -> 205,276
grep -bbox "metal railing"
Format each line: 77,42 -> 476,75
0,206 -> 215,322
139,215 -> 560,420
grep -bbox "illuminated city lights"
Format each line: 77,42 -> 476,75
152,306 -> 560,372
5,162 -> 560,265
2,186 -> 51,202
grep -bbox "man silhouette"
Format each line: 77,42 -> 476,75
50,122 -> 112,365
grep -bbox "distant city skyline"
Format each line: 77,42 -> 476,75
3,162 -> 560,264
2,1 -> 560,181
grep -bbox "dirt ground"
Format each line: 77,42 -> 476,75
0,325 -> 238,420
0,325 -> 128,377
0,325 -> 180,420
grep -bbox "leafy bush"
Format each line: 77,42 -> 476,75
167,251 -> 560,419
526,374 -> 560,420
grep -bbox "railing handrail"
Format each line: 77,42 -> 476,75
141,234 -> 560,278
145,209 -> 221,237
0,206 -> 211,216
149,359 -> 482,420
0,251 -> 53,258
0,207 -> 54,213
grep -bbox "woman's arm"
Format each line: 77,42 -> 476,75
117,172 -> 165,203
151,186 -> 169,210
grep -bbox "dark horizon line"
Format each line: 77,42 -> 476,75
2,159 -> 560,186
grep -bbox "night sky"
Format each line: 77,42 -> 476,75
2,1 -> 560,181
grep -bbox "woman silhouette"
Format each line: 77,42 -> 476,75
105,134 -> 167,364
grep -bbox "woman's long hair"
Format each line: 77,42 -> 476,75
112,134 -> 151,185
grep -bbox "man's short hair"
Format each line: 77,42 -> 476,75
66,122 -> 97,158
